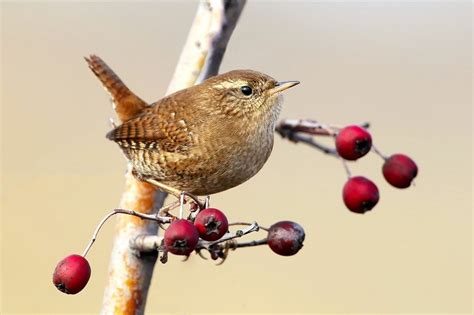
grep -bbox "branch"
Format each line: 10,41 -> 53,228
82,209 -> 171,258
279,132 -> 338,156
129,222 -> 260,253
231,238 -> 267,248
276,119 -> 338,137
206,221 -> 259,246
229,221 -> 269,232
101,1 -> 246,314
276,118 -> 370,156
168,0 -> 246,91
128,222 -> 265,264
197,0 -> 246,81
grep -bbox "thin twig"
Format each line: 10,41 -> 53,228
276,118 -> 370,137
276,119 -> 337,137
341,159 -> 352,178
371,143 -> 388,160
82,209 -> 170,257
276,118 -> 371,158
82,212 -> 116,258
207,222 -> 259,247
281,132 -> 338,156
229,222 -> 269,232
197,0 -> 246,81
129,222 -> 263,254
232,238 -> 267,248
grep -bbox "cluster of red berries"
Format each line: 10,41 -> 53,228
164,213 -> 305,257
164,208 -> 229,255
335,125 -> 418,214
53,207 -> 305,294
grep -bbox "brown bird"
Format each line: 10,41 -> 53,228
85,55 -> 299,197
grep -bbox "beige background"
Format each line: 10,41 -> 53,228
1,1 -> 472,314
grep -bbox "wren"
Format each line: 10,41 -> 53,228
86,55 -> 299,196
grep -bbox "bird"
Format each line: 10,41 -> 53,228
85,55 -> 299,197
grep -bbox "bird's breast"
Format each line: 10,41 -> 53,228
179,119 -> 274,193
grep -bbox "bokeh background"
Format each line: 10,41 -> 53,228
1,1 -> 472,314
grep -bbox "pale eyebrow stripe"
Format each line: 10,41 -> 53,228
213,79 -> 248,89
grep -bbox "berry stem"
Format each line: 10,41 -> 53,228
204,195 -> 210,208
231,238 -> 268,248
179,193 -> 185,219
371,143 -> 388,160
229,221 -> 269,232
276,119 -> 372,158
82,209 -> 171,257
276,119 -> 337,137
283,132 -> 339,156
82,211 -> 115,257
206,221 -> 260,247
276,118 -> 369,138
341,158 -> 352,179
128,222 -> 269,264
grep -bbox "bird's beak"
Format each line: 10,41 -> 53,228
270,80 -> 300,95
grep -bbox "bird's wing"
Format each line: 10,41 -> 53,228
106,104 -> 193,153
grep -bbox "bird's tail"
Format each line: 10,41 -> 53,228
85,55 -> 148,121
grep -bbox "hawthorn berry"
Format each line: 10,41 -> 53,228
267,221 -> 305,256
53,254 -> 91,294
194,208 -> 229,241
343,176 -> 379,214
164,219 -> 199,256
383,154 -> 418,188
336,125 -> 372,160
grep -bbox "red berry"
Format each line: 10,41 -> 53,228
53,254 -> 91,294
343,176 -> 379,213
383,154 -> 418,188
194,208 -> 228,241
336,125 -> 372,160
164,219 -> 199,255
267,221 -> 305,256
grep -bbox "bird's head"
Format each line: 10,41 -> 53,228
203,70 -> 299,121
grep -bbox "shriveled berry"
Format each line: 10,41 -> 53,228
267,221 -> 305,256
53,254 -> 91,294
336,125 -> 372,160
343,176 -> 379,213
164,219 -> 199,255
383,154 -> 418,188
194,208 -> 228,241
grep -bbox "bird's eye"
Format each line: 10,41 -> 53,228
240,86 -> 253,96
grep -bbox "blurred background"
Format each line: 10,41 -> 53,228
1,1 -> 471,314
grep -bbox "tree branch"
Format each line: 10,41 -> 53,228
167,0 -> 246,91
276,118 -> 370,156
100,1 -> 246,314
127,222 -> 264,263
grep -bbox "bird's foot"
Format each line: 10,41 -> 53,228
140,176 -> 208,217
132,171 -> 212,218
141,177 -> 182,198
177,192 -> 208,218
157,199 -> 181,217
